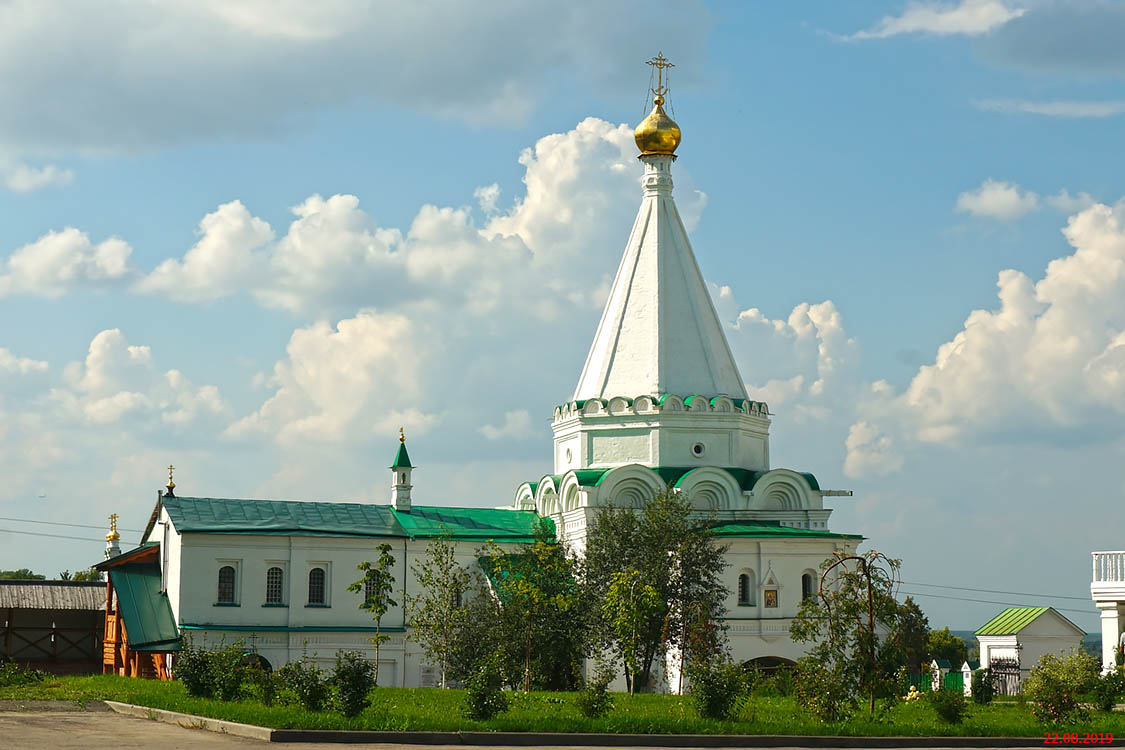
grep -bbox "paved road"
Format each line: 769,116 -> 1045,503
0,710 -> 1051,749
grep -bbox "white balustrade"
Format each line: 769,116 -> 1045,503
1093,551 -> 1125,583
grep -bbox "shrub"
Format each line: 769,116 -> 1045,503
1025,650 -> 1099,725
244,664 -> 279,706
0,660 -> 45,688
278,660 -> 330,712
208,641 -> 247,701
332,651 -> 376,718
688,657 -> 748,721
174,639 -> 214,698
971,668 -> 994,705
928,687 -> 969,724
575,659 -> 615,719
464,654 -> 509,721
795,658 -> 854,723
1089,670 -> 1125,713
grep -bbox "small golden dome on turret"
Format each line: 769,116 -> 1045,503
635,94 -> 681,156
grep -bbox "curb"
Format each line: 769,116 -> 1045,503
103,701 -> 273,741
101,703 -> 1080,747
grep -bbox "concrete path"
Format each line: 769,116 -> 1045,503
0,710 -> 1051,750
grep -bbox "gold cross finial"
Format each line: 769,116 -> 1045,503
646,52 -> 674,98
166,464 -> 175,490
106,513 -> 120,542
399,427 -> 406,444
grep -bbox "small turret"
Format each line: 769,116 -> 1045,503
391,428 -> 413,512
105,513 -> 121,559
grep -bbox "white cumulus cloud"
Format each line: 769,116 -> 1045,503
0,228 -> 135,297
849,0 -> 1024,40
955,178 -> 1039,220
480,410 -> 534,440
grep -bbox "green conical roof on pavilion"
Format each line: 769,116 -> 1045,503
391,441 -> 412,469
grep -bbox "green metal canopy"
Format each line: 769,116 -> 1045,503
163,497 -> 404,538
709,520 -> 863,540
975,606 -> 1051,636
108,563 -> 181,651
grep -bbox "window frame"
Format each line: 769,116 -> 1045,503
215,562 -> 239,606
307,565 -> 329,607
265,565 -> 286,606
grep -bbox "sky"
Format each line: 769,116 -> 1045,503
0,0 -> 1122,632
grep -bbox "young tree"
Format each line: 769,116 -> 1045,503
790,550 -> 903,718
348,543 -> 398,686
896,597 -> 930,671
406,535 -> 471,688
927,627 -> 968,668
582,488 -> 729,692
480,520 -> 581,692
603,568 -> 661,694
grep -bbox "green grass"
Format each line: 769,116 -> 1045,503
1,675 -> 1121,737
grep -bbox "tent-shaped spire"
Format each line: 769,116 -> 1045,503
573,151 -> 748,401
391,428 -> 412,469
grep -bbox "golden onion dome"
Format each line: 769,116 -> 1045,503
634,95 -> 681,156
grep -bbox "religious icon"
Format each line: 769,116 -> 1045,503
764,589 -> 779,608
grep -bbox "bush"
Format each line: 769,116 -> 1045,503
574,660 -> 615,719
1025,650 -> 1099,725
244,664 -> 279,706
688,658 -> 748,721
278,660 -> 330,712
208,641 -> 247,701
971,668 -> 994,705
332,651 -> 376,718
174,639 -> 214,698
0,660 -> 45,688
464,654 -> 509,721
795,659 -> 854,723
1089,670 -> 1125,713
928,687 -> 969,724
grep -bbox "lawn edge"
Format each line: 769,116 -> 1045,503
102,700 -> 1057,747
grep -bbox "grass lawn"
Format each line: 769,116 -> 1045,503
1,675 -> 1120,737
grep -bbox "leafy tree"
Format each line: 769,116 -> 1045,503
927,627 -> 968,668
446,571 -> 505,685
603,568 -> 661,694
790,550 -> 903,718
406,534 -> 471,688
582,488 -> 729,692
0,569 -> 44,580
72,568 -> 102,582
480,520 -> 581,692
895,597 -> 929,672
348,543 -> 398,686
1025,649 -> 1099,725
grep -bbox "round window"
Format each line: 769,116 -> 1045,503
692,442 -> 705,457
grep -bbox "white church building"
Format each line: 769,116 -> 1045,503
96,60 -> 862,688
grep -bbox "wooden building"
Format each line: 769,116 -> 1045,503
0,580 -> 105,673
95,542 -> 180,679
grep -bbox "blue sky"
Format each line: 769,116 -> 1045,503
1,0 -> 1123,631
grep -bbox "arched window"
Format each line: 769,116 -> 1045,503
308,567 -> 326,605
802,573 -> 815,601
266,567 -> 284,604
217,566 -> 236,604
451,589 -> 463,608
737,571 -> 755,605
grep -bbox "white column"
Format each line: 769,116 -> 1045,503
1098,602 -> 1122,673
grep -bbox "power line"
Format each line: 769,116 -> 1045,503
0,515 -> 143,534
898,590 -> 1094,617
0,527 -> 136,544
901,580 -> 1089,602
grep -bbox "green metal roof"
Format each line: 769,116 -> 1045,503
95,542 -> 160,570
975,607 -> 1051,636
108,563 -> 181,651
163,497 -> 403,538
393,506 -> 551,542
573,469 -> 610,487
391,442 -> 412,469
709,520 -> 863,540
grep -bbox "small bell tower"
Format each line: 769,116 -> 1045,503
391,428 -> 413,512
105,513 -> 121,559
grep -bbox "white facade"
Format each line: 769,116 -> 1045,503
1092,551 -> 1125,672
977,610 -> 1084,679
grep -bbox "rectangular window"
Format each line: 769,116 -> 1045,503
266,566 -> 285,605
